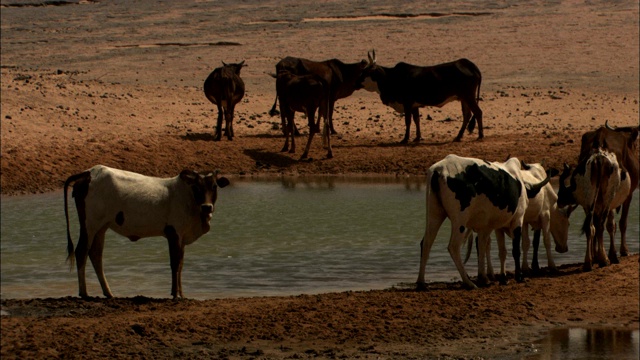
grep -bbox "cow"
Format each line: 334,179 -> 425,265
416,155 -> 550,290
64,165 -> 230,299
203,61 -> 246,141
273,70 -> 333,159
269,56 -> 368,135
557,149 -> 631,271
359,50 -> 483,144
578,121 -> 639,262
464,160 -> 571,277
517,161 -> 570,273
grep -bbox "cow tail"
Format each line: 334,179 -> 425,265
269,94 -> 280,116
463,231 -> 474,264
64,171 -> 90,270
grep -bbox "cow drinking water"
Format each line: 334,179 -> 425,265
416,155 -> 549,290
64,165 -> 230,299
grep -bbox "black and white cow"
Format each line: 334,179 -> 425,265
516,160 -> 570,273
416,155 -> 549,290
463,160 -> 570,277
64,165 -> 230,299
557,149 -> 631,271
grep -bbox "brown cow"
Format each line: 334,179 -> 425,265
578,121 -> 639,263
274,70 -> 333,159
269,56 -> 368,135
359,50 -> 483,144
203,61 -> 246,140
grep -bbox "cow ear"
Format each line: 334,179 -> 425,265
216,177 -> 230,188
180,170 -> 199,184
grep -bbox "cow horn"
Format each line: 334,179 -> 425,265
520,159 -> 531,170
222,61 -> 228,66
525,174 -> 550,199
239,60 -> 246,67
605,120 -> 616,130
367,50 -> 376,64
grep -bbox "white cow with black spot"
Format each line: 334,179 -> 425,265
416,155 -> 550,290
64,165 -> 229,299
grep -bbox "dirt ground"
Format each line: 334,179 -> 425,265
1,0 -> 639,358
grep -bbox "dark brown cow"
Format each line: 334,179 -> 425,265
359,51 -> 483,143
577,121 -> 639,262
274,70 -> 333,159
203,61 -> 246,140
269,56 -> 368,135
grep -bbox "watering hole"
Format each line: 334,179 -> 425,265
528,327 -> 639,360
1,178 -> 638,300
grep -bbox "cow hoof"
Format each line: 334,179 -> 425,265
583,263 -> 593,272
416,282 -> 428,291
609,253 -> 620,264
326,153 -> 333,159
280,147 -> 288,152
413,137 -> 423,143
499,274 -> 508,286
453,136 -> 462,143
463,282 -> 478,290
620,247 -> 629,257
399,138 -> 409,144
476,275 -> 491,287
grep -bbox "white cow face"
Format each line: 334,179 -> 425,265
180,170 -> 230,228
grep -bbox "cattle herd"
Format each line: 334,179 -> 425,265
63,51 -> 639,299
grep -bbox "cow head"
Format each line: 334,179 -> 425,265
222,60 -> 246,75
556,163 -> 579,219
549,205 -> 570,254
357,50 -> 385,93
180,170 -> 230,232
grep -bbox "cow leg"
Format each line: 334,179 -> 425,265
495,230 -> 508,285
606,210 -> 619,264
448,224 -> 477,290
475,232 -> 491,287
328,100 -> 337,135
583,213 -> 594,271
225,105 -> 235,140
470,100 -> 483,139
455,102 -> 472,142
300,110 -> 316,159
594,214 -> 610,267
521,224 -> 532,274
416,201 -> 446,290
323,115 -> 333,159
512,226 -> 524,283
73,186 -> 91,299
532,229 -> 542,272
165,226 -> 184,299
214,104 -> 224,141
412,108 -> 422,142
75,225 -> 90,298
400,109 -> 412,144
485,236 -> 495,281
280,111 -> 290,152
88,226 -> 114,298
618,196 -> 632,256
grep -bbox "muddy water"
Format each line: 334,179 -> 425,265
529,327 -> 639,360
1,178 -> 638,300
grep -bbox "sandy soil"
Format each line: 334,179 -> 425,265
1,0 -> 639,358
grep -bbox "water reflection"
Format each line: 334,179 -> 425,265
530,327 -> 639,360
